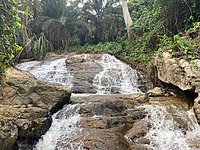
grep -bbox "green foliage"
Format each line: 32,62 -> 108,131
187,22 -> 200,36
22,33 -> 52,60
42,0 -> 66,19
159,32 -> 197,63
4,0 -> 200,69
80,37 -> 153,66
174,35 -> 195,55
81,41 -> 124,55
126,0 -> 200,66
29,16 -> 67,51
0,0 -> 22,79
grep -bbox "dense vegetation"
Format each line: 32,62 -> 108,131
1,0 -> 200,79
0,0 -> 22,80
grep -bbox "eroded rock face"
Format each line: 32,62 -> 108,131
154,52 -> 200,123
0,121 -> 18,150
0,69 -> 71,149
65,54 -> 103,93
154,52 -> 194,91
0,105 -> 52,140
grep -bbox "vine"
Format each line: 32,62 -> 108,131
0,0 -> 22,80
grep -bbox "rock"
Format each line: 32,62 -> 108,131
80,116 -> 133,134
125,108 -> 147,120
154,52 -> 200,122
65,54 -> 103,93
0,69 -> 72,148
56,129 -> 130,150
70,94 -> 192,150
149,96 -> 190,110
194,96 -> 200,124
125,120 -> 151,144
0,105 -> 52,139
0,122 -> 18,150
154,52 -> 194,91
146,87 -> 164,97
71,94 -> 144,106
0,84 -> 4,100
80,117 -> 108,129
129,144 -> 151,150
93,101 -> 127,116
3,69 -> 71,114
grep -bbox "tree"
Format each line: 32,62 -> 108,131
0,0 -> 22,80
121,0 -> 133,39
78,0 -> 125,44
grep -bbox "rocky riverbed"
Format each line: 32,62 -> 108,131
36,93 -> 199,150
1,53 -> 200,150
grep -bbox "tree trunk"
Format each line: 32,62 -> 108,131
121,0 -> 133,39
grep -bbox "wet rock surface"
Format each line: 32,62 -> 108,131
0,69 -> 71,149
65,54 -> 103,93
4,69 -> 71,114
0,121 -> 18,150
66,94 -> 191,150
65,53 -> 151,94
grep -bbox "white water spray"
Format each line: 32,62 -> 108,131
16,59 -> 73,87
34,104 -> 83,150
143,105 -> 200,150
93,54 -> 142,94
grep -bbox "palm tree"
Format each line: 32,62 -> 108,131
82,0 -> 125,43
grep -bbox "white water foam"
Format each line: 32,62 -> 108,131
143,105 -> 200,150
34,104 -> 83,150
16,59 -> 73,87
93,54 -> 142,94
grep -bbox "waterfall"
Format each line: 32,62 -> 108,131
34,104 -> 83,150
93,54 -> 142,94
143,105 -> 200,150
16,58 -> 73,87
16,54 -> 200,150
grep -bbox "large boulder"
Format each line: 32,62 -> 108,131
0,105 -> 52,139
154,52 -> 200,122
65,54 -> 103,93
3,69 -> 71,114
0,69 -> 71,149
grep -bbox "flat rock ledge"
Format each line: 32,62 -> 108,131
154,52 -> 200,123
0,69 -> 71,150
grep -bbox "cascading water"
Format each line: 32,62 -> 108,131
16,58 -> 73,87
34,104 -> 83,150
143,105 -> 200,150
93,54 -> 142,94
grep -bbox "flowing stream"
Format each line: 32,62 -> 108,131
93,54 -> 142,94
143,105 -> 200,150
16,54 -> 200,150
34,104 -> 83,150
17,58 -> 73,87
